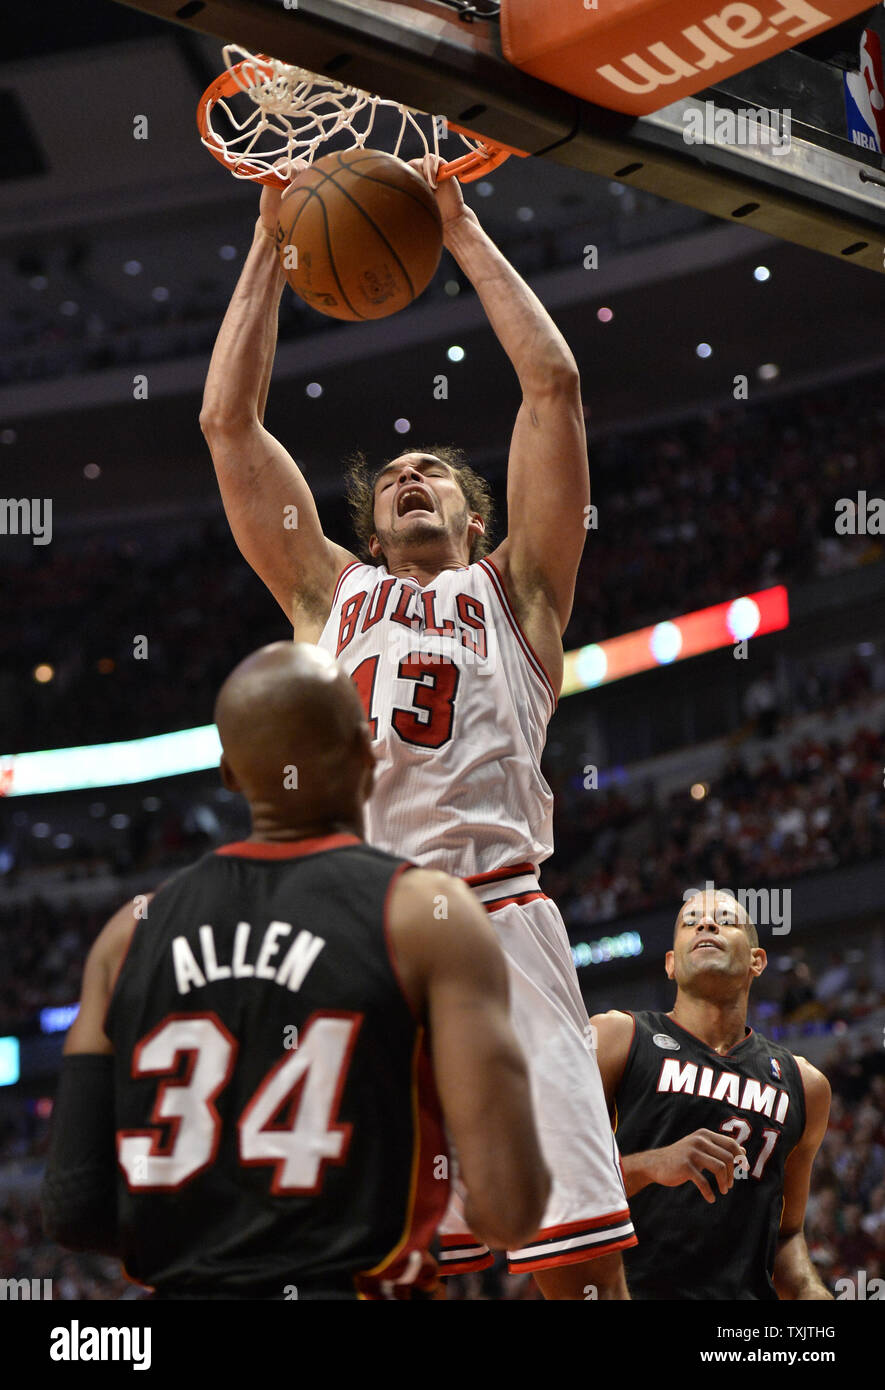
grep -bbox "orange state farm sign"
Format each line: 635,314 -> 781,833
501,0 -> 874,116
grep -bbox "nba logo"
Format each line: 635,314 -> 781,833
844,29 -> 885,152
770,1058 -> 782,1080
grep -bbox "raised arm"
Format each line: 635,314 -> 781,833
435,171 -> 588,636
389,869 -> 550,1250
199,182 -> 356,631
773,1059 -> 833,1299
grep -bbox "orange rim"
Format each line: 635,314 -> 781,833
196,56 -> 527,186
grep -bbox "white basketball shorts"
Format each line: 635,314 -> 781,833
438,865 -> 637,1276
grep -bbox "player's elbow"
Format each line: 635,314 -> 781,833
522,355 -> 580,398
199,408 -> 258,441
467,1161 -> 551,1251
549,356 -> 580,389
507,1164 -> 552,1248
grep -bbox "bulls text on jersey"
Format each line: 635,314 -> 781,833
335,579 -> 489,663
316,561 -> 556,877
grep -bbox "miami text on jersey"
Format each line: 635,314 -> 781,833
657,1057 -> 791,1123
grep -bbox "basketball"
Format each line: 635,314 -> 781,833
274,148 -> 444,322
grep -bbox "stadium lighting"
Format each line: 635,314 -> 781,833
40,1005 -> 79,1035
561,585 -> 789,697
571,932 -> 643,968
650,621 -> 683,664
0,1038 -> 20,1088
1,587 -> 791,795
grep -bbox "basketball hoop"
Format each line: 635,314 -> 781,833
197,46 -> 526,187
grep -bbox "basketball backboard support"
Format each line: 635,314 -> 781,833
113,0 -> 885,272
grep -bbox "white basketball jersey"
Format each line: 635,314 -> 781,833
315,558 -> 557,877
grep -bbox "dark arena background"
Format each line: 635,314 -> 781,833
1,0 -> 884,1367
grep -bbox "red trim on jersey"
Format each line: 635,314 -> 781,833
464,861 -> 537,887
440,1234 -> 485,1250
355,1029 -> 449,1298
483,890 -> 548,913
664,1012 -> 754,1058
214,834 -> 362,860
506,1209 -> 638,1274
522,1211 -> 633,1241
238,1010 -> 362,1196
507,1230 -> 638,1273
439,1251 -> 495,1276
383,862 -> 421,1023
439,1232 -> 495,1277
117,1011 -> 239,1193
477,558 -> 558,713
331,560 -> 363,609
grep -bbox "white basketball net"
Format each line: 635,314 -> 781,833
201,44 -> 494,181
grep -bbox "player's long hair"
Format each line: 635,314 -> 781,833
344,444 -> 495,566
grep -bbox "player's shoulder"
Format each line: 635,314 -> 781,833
334,555 -> 381,587
389,867 -> 501,963
778,1053 -> 832,1143
387,868 -> 505,1008
91,893 -> 154,976
589,1009 -> 637,1044
390,865 -> 485,921
790,1053 -> 832,1103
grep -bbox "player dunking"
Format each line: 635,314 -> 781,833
592,888 -> 832,1300
200,159 -> 635,1298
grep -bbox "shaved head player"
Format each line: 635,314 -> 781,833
199,159 -> 635,1297
592,888 -> 832,1301
41,643 -> 550,1299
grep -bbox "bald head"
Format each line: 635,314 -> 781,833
676,890 -> 758,948
215,643 -> 373,834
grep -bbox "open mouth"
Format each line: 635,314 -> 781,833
692,940 -> 724,953
397,486 -> 434,517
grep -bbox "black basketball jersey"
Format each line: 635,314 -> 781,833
104,833 -> 448,1300
614,1010 -> 806,1300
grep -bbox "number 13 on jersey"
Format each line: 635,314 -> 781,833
351,652 -> 460,749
